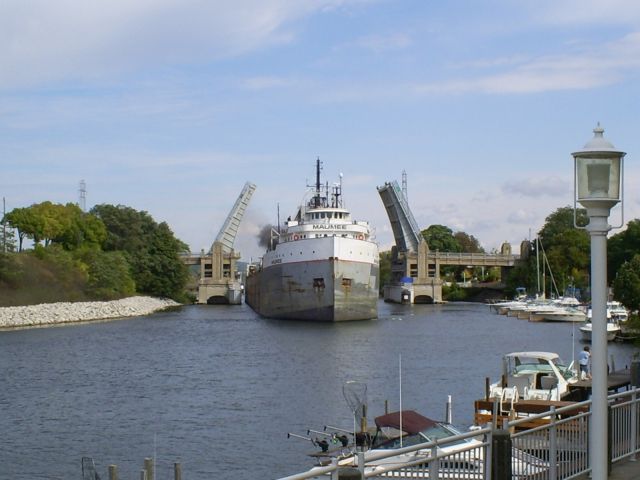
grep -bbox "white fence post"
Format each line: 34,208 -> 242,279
357,451 -> 365,477
484,430 -> 492,480
429,443 -> 439,480
632,388 -> 638,461
549,406 -> 557,480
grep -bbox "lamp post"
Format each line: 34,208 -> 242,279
573,124 -> 625,480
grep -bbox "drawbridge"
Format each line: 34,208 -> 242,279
183,182 -> 256,304
377,180 -> 521,304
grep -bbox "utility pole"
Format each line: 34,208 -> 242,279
2,197 -> 6,254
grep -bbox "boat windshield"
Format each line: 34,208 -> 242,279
551,357 -> 575,380
377,423 -> 470,450
509,355 -> 573,380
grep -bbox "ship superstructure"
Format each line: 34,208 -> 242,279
245,159 -> 379,321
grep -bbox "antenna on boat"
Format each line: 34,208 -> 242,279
315,157 -> 322,208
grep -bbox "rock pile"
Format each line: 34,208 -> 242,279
0,296 -> 180,329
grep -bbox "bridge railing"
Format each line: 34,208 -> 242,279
427,252 -> 520,267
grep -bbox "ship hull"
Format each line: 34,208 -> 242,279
246,239 -> 378,321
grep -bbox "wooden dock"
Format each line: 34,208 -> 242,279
474,399 -> 588,430
475,370 -> 633,429
566,369 -> 632,401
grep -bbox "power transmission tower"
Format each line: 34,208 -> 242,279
78,180 -> 87,212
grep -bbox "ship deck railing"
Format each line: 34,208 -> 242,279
278,387 -> 640,480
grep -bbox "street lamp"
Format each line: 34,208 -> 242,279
573,124 -> 625,480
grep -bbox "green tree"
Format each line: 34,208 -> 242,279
91,204 -> 189,300
4,207 -> 43,250
609,219 -> 640,282
83,250 -> 136,299
379,250 -> 392,294
613,255 -> 640,313
51,203 -> 106,250
454,231 -> 484,253
538,206 -> 590,295
421,225 -> 461,252
0,225 -> 16,253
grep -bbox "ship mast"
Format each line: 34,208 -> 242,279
314,157 -> 323,208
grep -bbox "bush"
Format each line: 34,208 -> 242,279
83,250 -> 136,300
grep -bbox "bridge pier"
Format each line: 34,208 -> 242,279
197,242 -> 243,305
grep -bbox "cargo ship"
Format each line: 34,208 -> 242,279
245,159 -> 379,321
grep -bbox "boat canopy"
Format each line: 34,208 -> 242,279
374,410 -> 437,435
505,352 -> 560,361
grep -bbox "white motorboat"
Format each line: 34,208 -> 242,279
581,302 -> 625,341
489,351 -> 578,402
308,410 -> 548,479
579,321 -> 620,342
535,306 -> 586,323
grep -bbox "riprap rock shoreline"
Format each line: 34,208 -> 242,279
0,296 -> 180,329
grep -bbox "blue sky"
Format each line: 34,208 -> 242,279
2,0 -> 640,260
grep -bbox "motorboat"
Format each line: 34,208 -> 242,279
489,352 -> 578,402
579,321 -> 620,342
534,306 -> 586,323
581,303 -> 625,341
306,410 -> 547,479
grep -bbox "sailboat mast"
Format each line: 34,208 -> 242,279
536,237 -> 540,296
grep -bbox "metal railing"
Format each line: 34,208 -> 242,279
278,388 -> 640,480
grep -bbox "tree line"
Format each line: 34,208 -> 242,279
0,202 -> 189,305
381,206 -> 640,313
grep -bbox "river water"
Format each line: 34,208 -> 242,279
0,301 -> 636,479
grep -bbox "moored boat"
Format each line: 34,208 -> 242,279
488,351 -> 579,402
301,409 -> 548,479
579,321 -> 621,342
245,159 -> 379,321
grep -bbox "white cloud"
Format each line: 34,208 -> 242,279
502,176 -> 569,197
0,0 -> 365,89
507,209 -> 539,225
415,31 -> 640,95
532,0 -> 640,26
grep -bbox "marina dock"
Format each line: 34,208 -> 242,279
566,369 -> 632,400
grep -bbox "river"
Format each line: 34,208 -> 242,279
0,301 -> 636,479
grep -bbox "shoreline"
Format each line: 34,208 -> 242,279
0,296 -> 181,330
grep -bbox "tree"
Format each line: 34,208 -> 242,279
421,225 -> 461,252
52,204 -> 106,251
613,255 -> 640,313
83,250 -> 136,299
4,207 -> 43,250
0,225 -> 16,253
3,202 -> 106,251
91,204 -> 189,300
379,250 -> 392,294
454,231 -> 484,253
539,206 -> 588,247
537,206 -> 590,295
609,219 -> 640,282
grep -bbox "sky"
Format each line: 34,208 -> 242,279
2,0 -> 640,261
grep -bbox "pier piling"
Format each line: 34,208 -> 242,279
144,458 -> 154,480
108,465 -> 118,480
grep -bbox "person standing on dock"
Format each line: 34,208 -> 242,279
579,346 -> 591,380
